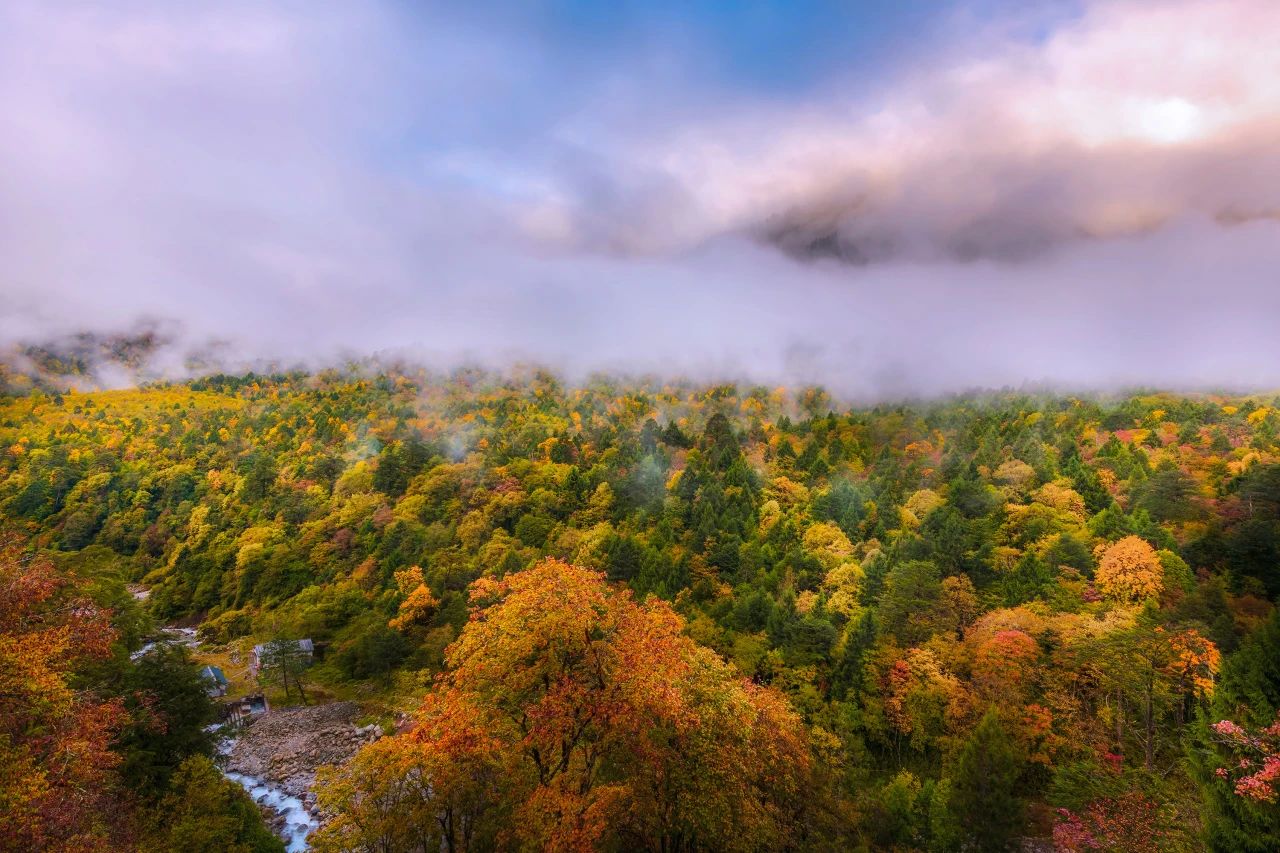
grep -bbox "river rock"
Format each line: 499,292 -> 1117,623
225,701 -> 380,806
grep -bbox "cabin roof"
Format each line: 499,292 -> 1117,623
252,639 -> 314,656
199,665 -> 228,685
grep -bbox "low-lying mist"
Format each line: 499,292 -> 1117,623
5,212 -> 1279,401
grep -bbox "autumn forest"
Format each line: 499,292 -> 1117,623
7,0 -> 1280,848
3,363 -> 1280,851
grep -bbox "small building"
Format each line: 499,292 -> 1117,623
218,693 -> 270,727
249,639 -> 314,676
199,665 -> 229,698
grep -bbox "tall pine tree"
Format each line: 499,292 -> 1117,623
948,708 -> 1026,851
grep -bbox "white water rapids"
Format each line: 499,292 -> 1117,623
140,627 -> 321,850
214,725 -> 318,852
223,770 -> 318,852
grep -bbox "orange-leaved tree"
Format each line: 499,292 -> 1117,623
1094,536 -> 1163,604
313,695 -> 509,853
0,535 -> 127,852
314,558 -> 819,852
388,565 -> 440,632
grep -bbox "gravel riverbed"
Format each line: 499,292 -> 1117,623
222,701 -> 382,850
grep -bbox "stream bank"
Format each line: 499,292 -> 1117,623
224,770 -> 318,853
220,701 -> 382,851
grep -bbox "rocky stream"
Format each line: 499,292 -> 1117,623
220,701 -> 382,851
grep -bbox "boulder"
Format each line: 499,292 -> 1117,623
225,701 -> 381,805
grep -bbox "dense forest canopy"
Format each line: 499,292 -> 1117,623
3,367 -> 1280,850
4,0 -> 1279,848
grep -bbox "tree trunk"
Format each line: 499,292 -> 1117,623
1144,675 -> 1155,770
1113,687 -> 1124,749
292,666 -> 308,704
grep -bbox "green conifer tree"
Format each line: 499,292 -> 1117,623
948,708 -> 1026,851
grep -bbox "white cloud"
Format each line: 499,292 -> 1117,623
527,0 -> 1280,259
1,0 -> 1278,397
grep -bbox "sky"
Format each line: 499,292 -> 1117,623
1,0 -> 1279,397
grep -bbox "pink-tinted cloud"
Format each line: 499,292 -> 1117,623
1,0 -> 1278,396
527,0 -> 1280,262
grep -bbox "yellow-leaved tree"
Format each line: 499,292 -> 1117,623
388,565 -> 439,632
805,521 -> 864,617
1095,536 -> 1164,604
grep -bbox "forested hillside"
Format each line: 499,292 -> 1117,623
4,368 -> 1280,850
